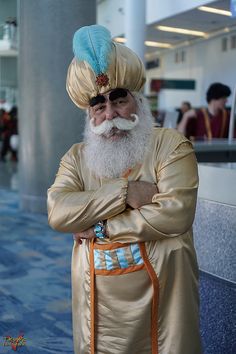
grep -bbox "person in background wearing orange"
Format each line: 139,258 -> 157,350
177,83 -> 231,140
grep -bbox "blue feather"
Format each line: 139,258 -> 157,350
73,25 -> 112,75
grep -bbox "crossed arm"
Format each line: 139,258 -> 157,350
72,181 -> 158,243
47,141 -> 198,243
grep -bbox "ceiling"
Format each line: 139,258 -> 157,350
145,0 -> 236,57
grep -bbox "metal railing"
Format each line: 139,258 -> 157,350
0,21 -> 18,50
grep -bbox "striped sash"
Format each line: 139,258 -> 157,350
93,242 -> 145,275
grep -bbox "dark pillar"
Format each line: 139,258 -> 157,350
18,0 -> 96,212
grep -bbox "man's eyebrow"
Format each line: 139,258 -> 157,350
89,89 -> 129,107
89,95 -> 106,107
109,88 -> 128,101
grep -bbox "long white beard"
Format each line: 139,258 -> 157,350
83,93 -> 154,178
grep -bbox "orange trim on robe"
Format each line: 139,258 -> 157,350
90,240 -> 159,353
140,242 -> 159,354
93,242 -> 129,250
95,264 -> 144,276
89,240 -> 96,354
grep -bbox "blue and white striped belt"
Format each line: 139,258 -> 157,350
94,242 -> 144,272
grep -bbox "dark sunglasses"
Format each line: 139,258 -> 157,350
89,88 -> 128,107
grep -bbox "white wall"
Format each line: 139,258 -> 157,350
97,0 -> 125,36
146,32 -> 236,110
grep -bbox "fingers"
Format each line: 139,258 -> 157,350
73,227 -> 95,244
73,233 -> 83,244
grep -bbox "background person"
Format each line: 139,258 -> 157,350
0,107 -> 18,162
177,82 -> 231,140
176,100 -> 192,124
9,106 -> 18,161
47,25 -> 201,354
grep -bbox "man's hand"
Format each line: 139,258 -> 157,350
73,227 -> 95,244
126,181 -> 158,209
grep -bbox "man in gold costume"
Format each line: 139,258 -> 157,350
47,25 -> 201,354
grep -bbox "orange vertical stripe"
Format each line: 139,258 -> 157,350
90,240 -> 95,354
201,108 -> 212,140
140,242 -> 159,354
220,109 -> 227,138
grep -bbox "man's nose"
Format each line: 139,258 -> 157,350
104,103 -> 117,120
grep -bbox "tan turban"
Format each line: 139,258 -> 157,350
66,25 -> 146,109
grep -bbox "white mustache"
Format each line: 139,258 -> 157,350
89,114 -> 139,136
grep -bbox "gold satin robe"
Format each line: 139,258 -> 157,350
47,128 -> 202,354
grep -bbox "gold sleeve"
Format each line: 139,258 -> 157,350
47,149 -> 128,233
107,142 -> 199,242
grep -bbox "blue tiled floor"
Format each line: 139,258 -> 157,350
0,188 -> 73,353
0,185 -> 235,353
